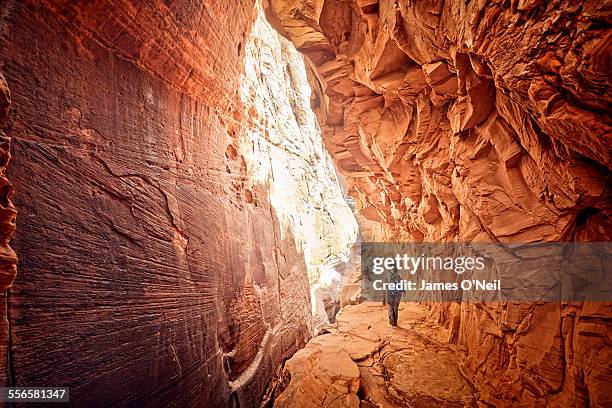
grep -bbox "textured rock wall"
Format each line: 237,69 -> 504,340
264,0 -> 611,406
0,71 -> 18,389
0,1 -> 355,406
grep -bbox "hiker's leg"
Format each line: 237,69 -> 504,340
388,302 -> 394,324
392,303 -> 399,326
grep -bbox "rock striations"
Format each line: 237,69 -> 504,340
0,71 -> 18,389
264,1 -> 612,407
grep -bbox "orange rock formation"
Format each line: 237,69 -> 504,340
264,1 -> 611,406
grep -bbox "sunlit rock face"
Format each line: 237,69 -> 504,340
0,0 -> 354,406
264,1 -> 611,406
239,8 -> 358,330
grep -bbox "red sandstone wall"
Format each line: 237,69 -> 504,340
264,0 -> 611,406
0,1 -> 311,406
0,71 -> 18,390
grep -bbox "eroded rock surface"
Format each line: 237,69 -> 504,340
0,71 -> 17,389
264,1 -> 612,406
265,0 -> 611,242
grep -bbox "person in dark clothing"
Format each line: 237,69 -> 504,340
387,267 -> 404,326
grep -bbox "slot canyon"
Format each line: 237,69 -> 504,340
0,0 -> 610,407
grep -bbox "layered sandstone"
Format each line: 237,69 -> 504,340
264,1 -> 611,406
0,73 -> 17,292
0,71 -> 18,389
0,1 -> 356,406
264,0 -> 610,242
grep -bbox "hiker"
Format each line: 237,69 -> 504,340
387,267 -> 403,326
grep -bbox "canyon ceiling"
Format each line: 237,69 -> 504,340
0,0 -> 610,407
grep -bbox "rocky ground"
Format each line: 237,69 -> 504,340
273,302 -> 479,408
